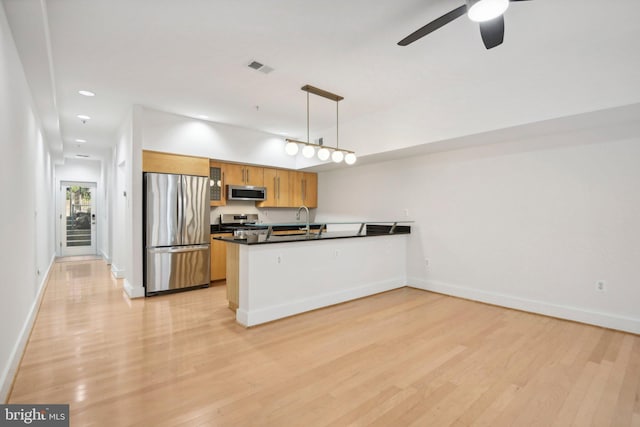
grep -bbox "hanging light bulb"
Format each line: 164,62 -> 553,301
331,150 -> 344,163
302,144 -> 315,158
285,141 -> 299,155
317,147 -> 330,161
344,152 -> 357,165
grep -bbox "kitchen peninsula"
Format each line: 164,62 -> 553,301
218,222 -> 412,326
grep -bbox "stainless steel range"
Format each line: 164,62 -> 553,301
219,213 -> 267,238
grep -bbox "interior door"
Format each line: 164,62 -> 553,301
59,182 -> 97,256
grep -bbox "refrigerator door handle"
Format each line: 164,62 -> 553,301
177,175 -> 184,245
148,245 -> 209,254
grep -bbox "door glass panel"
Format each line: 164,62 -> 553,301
65,185 -> 92,248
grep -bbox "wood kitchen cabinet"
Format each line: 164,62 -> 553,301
257,168 -> 290,208
225,163 -> 264,186
226,244 -> 239,311
142,150 -> 209,176
290,171 -> 318,208
210,233 -> 229,281
209,161 -> 226,206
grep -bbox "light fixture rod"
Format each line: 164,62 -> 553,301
306,90 -> 310,144
285,138 -> 354,154
336,101 -> 339,150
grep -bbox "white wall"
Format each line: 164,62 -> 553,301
110,106 -> 145,298
141,107 -> 297,169
0,4 -> 55,401
317,134 -> 640,334
98,150 -> 112,262
110,108 -> 135,291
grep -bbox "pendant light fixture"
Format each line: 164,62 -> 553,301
285,85 -> 356,165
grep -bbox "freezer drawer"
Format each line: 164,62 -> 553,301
146,245 -> 210,294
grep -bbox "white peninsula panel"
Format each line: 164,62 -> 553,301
233,234 -> 408,327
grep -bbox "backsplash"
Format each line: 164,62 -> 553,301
210,202 -> 315,224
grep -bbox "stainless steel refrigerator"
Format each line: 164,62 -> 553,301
144,172 -> 210,295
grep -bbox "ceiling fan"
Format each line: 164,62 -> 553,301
398,0 -> 531,50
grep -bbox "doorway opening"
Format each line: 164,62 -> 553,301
59,182 -> 97,257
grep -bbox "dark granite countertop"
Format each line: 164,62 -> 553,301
215,225 -> 411,245
210,224 -> 325,234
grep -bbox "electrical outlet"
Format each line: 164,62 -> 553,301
403,209 -> 410,217
596,280 -> 606,293
277,255 -> 281,264
424,259 -> 430,267
334,249 -> 340,258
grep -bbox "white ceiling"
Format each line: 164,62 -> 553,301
3,0 -> 640,163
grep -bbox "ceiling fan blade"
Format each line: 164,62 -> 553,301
479,15 -> 505,49
398,5 -> 467,46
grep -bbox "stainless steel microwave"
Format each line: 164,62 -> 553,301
226,185 -> 267,201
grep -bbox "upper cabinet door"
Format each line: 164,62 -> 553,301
224,163 -> 245,185
245,165 -> 264,186
258,168 -> 290,208
277,170 -> 291,207
209,161 -> 226,206
303,172 -> 317,208
224,163 -> 264,186
290,171 -> 317,208
257,168 -> 277,208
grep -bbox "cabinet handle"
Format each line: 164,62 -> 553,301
277,176 -> 281,200
242,168 -> 245,183
274,176 -> 278,200
303,179 -> 306,201
247,168 -> 250,183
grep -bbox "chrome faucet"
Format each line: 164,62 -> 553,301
296,205 -> 310,235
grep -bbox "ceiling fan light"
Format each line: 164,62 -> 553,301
302,144 -> 315,158
467,0 -> 509,22
285,141 -> 299,155
317,147 -> 330,161
344,152 -> 357,165
331,150 -> 344,163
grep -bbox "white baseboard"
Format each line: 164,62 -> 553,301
0,254 -> 56,403
110,263 -> 124,279
408,277 -> 640,335
100,249 -> 111,265
237,278 -> 405,327
123,279 -> 145,299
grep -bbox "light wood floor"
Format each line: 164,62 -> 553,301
8,259 -> 640,426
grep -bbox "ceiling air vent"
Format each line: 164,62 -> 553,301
76,154 -> 90,158
247,60 -> 274,74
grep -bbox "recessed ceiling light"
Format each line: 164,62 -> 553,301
77,114 -> 91,121
75,139 -> 87,143
78,90 -> 95,97
197,115 -> 209,120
